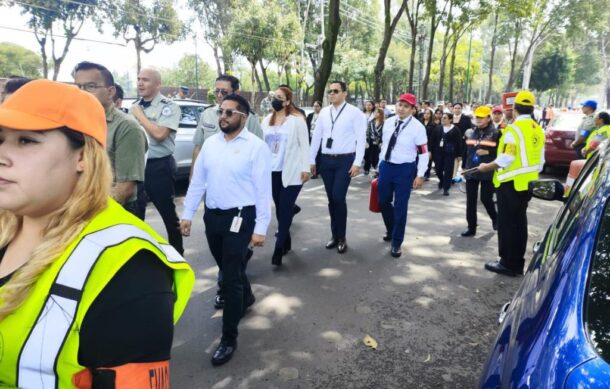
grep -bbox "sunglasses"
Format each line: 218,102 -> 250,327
327,89 -> 341,95
214,89 -> 230,96
218,108 -> 247,118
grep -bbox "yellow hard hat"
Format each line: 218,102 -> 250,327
474,105 -> 492,118
514,90 -> 535,107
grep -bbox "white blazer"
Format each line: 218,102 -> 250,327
262,113 -> 310,187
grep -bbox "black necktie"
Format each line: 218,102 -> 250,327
385,120 -> 403,162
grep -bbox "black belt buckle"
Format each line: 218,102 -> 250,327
326,138 -> 334,149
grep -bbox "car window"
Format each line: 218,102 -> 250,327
179,105 -> 202,128
549,155 -> 600,253
585,197 -> 610,364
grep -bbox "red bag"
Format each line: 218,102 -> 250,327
369,178 -> 381,213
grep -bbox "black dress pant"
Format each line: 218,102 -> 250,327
319,154 -> 355,240
363,145 -> 380,172
271,172 -> 302,250
144,156 -> 184,254
496,182 -> 531,273
435,153 -> 455,191
204,206 -> 255,343
465,179 -> 497,230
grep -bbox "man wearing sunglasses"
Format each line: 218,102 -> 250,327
310,81 -> 367,254
191,74 -> 263,180
180,94 -> 271,366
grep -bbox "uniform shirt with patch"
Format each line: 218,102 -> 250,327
130,94 -> 180,159
193,104 -> 264,146
579,114 -> 596,138
106,107 -> 148,203
494,115 -> 545,169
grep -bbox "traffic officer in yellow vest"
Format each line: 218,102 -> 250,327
477,90 -> 545,277
583,111 -> 610,159
0,80 -> 194,388
130,68 -> 184,255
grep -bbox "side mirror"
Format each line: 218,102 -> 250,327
529,179 -> 566,202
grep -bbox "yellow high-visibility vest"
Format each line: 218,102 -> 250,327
493,119 -> 545,191
0,199 -> 194,389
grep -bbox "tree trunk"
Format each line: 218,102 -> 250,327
374,0 -> 408,100
437,1 -> 453,102
313,0 -> 341,103
253,62 -> 263,92
422,12 -> 437,100
486,10 -> 499,103
285,64 -> 291,88
213,45 -> 223,76
259,60 -> 271,91
408,31 -> 418,93
505,23 -> 521,92
448,38 -> 458,102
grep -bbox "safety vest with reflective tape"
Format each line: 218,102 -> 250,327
585,125 -> 610,158
493,119 -> 545,191
0,199 -> 195,389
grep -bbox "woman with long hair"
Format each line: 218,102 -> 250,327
0,80 -> 194,388
422,108 -> 436,180
363,100 -> 376,123
363,107 -> 384,176
262,86 -> 310,266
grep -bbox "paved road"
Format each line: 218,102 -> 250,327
144,172 -> 564,388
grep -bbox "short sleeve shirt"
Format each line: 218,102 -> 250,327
130,94 -> 180,159
380,115 -> 427,164
193,104 -> 264,145
106,107 -> 148,202
579,114 -> 596,138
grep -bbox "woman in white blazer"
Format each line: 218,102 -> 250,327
261,86 -> 311,266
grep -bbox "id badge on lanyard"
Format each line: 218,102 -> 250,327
230,208 -> 243,233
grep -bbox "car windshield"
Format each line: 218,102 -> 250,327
550,114 -> 584,131
180,105 -> 204,127
586,191 -> 610,364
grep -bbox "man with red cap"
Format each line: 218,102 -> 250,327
378,93 -> 429,258
491,105 -> 507,132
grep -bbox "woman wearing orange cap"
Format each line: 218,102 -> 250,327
0,80 -> 194,389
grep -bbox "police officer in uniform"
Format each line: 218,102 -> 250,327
477,91 -> 545,277
378,93 -> 429,258
180,94 -> 271,366
130,67 -> 184,254
190,74 -> 263,180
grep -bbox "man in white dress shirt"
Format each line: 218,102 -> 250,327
378,93 -> 429,258
179,94 -> 272,366
310,81 -> 367,253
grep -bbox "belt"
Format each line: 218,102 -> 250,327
322,152 -> 355,159
205,205 -> 255,215
383,160 -> 416,166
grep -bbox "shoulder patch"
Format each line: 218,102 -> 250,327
161,106 -> 173,116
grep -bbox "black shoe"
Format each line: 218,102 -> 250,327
211,341 -> 237,366
272,247 -> 283,266
337,239 -> 348,254
325,238 -> 337,249
443,190 -> 450,196
461,229 -> 476,237
382,232 -> 392,242
484,261 -> 522,277
293,205 -> 301,216
214,294 -> 224,309
364,170 -> 370,175
390,246 -> 402,258
283,235 -> 292,254
492,220 -> 498,231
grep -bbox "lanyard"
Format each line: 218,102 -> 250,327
393,116 -> 412,137
329,103 -> 347,136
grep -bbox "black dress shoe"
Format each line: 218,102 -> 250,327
382,232 -> 392,242
325,238 -> 337,249
271,247 -> 283,266
484,261 -> 522,277
214,294 -> 224,309
337,239 -> 348,254
390,246 -> 402,258
211,341 -> 237,366
461,229 -> 476,237
492,220 -> 498,231
443,190 -> 450,196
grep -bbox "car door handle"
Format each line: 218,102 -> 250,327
498,302 -> 511,325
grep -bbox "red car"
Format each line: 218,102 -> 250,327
544,113 -> 583,168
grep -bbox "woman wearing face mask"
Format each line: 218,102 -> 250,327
0,80 -> 194,389
431,112 -> 462,195
261,87 -> 310,266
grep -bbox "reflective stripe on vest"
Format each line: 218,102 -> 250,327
17,224 -> 185,388
496,124 -> 540,181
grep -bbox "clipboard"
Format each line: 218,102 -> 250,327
460,167 -> 479,175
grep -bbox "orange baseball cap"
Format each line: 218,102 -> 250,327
0,79 -> 107,146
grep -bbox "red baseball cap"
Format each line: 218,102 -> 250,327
492,106 -> 503,114
398,93 -> 416,106
0,79 -> 107,146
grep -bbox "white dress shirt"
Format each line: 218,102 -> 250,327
380,114 -> 429,176
309,102 -> 367,166
181,128 -> 272,236
494,115 -> 545,169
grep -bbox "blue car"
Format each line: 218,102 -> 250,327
479,144 -> 610,388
